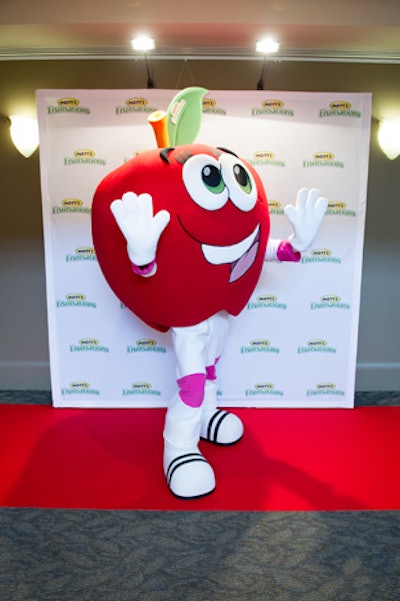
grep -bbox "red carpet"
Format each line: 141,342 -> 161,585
1,404 -> 399,511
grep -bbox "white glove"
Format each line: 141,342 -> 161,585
110,192 -> 170,266
284,188 -> 328,252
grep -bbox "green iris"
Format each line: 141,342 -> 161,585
233,164 -> 252,194
202,165 -> 225,194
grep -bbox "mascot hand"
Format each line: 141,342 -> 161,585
110,192 -> 170,266
285,188 -> 328,252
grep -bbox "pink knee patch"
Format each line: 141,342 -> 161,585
177,373 -> 206,408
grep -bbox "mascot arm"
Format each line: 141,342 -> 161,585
265,239 -> 301,263
265,188 -> 328,263
285,188 -> 328,253
110,192 -> 170,277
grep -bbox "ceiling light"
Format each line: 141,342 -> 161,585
131,35 -> 155,52
256,38 -> 280,54
9,115 -> 39,158
378,119 -> 400,160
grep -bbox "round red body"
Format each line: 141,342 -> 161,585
92,144 -> 270,332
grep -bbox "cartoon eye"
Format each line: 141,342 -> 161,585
220,154 -> 257,212
182,154 -> 229,211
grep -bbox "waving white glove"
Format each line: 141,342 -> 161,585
110,192 -> 170,267
284,188 -> 328,252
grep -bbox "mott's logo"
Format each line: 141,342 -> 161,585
268,199 -> 284,214
249,151 -> 285,168
47,97 -> 90,115
307,383 -> 345,397
319,101 -> 361,118
251,339 -> 270,346
76,246 -> 95,256
241,339 -> 280,354
74,149 -> 95,159
310,295 -> 350,310
254,150 -> 275,160
245,382 -> 284,397
133,382 -> 151,390
330,101 -> 351,110
268,200 -> 281,210
255,383 -> 275,390
313,152 -> 335,161
308,339 -> 327,347
127,338 -> 167,353
252,99 -> 294,117
126,97 -> 148,108
58,97 -> 80,107
327,200 -> 356,217
70,338 -> 109,353
66,246 -> 97,262
259,294 -> 277,302
52,198 -> 90,215
247,294 -> 287,310
61,381 -> 100,396
62,198 -> 83,207
298,339 -> 337,354
203,98 -> 216,108
318,383 -> 336,390
80,338 -> 99,346
303,153 -> 344,169
329,201 -> 346,210
71,381 -> 89,389
123,382 -> 161,396
137,338 -> 156,347
312,248 -> 331,257
64,150 -> 106,166
302,248 -> 342,264
116,97 -> 156,115
202,97 -> 226,115
262,99 -> 284,109
56,293 -> 96,309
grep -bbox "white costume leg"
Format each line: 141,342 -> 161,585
199,312 -> 244,445
163,319 -> 215,499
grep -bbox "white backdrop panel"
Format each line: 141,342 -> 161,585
36,89 -> 371,408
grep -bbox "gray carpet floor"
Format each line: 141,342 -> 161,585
1,390 -> 399,601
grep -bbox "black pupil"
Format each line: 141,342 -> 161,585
234,164 -> 249,186
202,165 -> 221,188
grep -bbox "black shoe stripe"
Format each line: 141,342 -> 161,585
207,410 -> 224,441
166,453 -> 208,486
207,410 -> 229,443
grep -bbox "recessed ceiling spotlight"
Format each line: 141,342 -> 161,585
256,38 -> 280,54
131,35 -> 155,52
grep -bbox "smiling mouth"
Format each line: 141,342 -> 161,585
202,224 -> 260,283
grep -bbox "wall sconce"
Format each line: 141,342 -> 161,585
7,115 -> 39,158
255,37 -> 280,90
256,37 -> 280,54
130,35 -> 155,52
130,35 -> 156,88
377,119 -> 400,160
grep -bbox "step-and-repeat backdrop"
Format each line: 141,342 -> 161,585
36,89 -> 371,408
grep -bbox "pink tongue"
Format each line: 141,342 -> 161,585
229,241 -> 259,283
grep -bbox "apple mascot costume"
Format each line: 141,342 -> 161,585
92,88 -> 328,499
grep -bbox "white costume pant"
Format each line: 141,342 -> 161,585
172,310 -> 229,383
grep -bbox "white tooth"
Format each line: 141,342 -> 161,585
202,224 -> 260,265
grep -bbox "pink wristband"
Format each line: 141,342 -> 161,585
277,241 -> 301,263
131,259 -> 156,276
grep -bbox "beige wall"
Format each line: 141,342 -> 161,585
1,59 -> 399,390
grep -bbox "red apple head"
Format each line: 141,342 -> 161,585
92,144 -> 270,332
